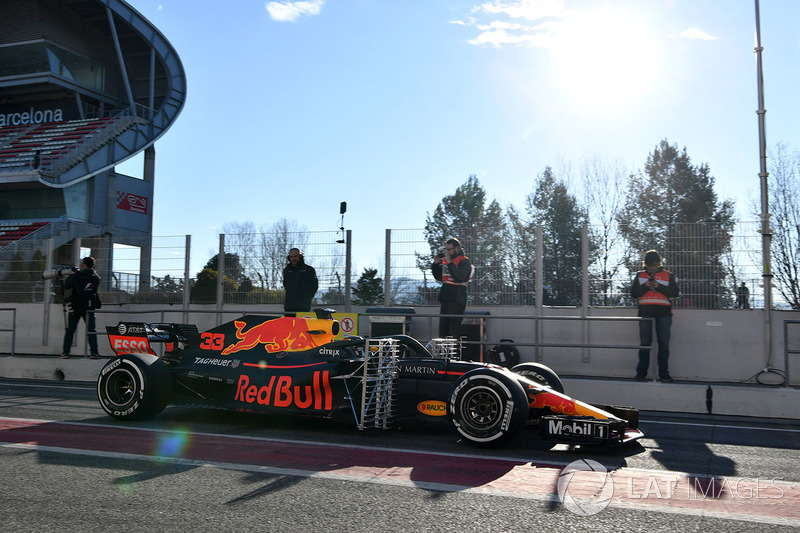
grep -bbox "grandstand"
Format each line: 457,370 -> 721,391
0,0 -> 185,288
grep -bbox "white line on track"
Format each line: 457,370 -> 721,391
643,419 -> 800,434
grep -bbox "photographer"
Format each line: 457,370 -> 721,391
431,238 -> 474,338
631,250 -> 679,382
60,256 -> 102,359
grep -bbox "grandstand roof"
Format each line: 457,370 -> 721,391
0,0 -> 186,186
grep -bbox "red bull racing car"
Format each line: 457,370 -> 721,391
97,310 -> 642,448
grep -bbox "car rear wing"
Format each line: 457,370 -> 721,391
105,322 -> 199,357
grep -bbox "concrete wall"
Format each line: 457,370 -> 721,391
1,303 -> 798,386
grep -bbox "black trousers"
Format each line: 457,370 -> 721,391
62,309 -> 98,355
438,300 -> 465,338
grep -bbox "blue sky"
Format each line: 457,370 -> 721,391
118,0 -> 800,275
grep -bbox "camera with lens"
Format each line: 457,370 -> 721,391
42,266 -> 77,280
437,252 -> 445,259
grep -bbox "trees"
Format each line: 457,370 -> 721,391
422,175 -> 506,304
618,139 -> 735,308
152,274 -> 183,304
190,253 -> 244,303
222,219 -> 308,291
505,205 -> 537,305
0,251 -> 46,303
221,220 -> 258,284
255,218 -> 309,291
352,267 -> 383,306
765,144 -> 800,309
582,157 -> 629,306
521,167 -> 590,306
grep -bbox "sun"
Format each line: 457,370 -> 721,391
550,7 -> 659,112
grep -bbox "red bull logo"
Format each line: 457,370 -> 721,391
234,370 -> 332,410
221,317 -> 337,355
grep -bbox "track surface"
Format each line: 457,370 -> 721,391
1,379 -> 799,532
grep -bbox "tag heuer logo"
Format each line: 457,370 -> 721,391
231,360 -> 240,368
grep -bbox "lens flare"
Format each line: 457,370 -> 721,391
154,428 -> 190,458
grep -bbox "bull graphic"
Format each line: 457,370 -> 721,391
221,317 -> 338,355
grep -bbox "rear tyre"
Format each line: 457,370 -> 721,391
448,368 -> 529,447
97,355 -> 171,420
511,362 -> 565,393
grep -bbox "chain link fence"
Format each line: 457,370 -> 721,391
387,221 -> 766,309
0,221 -> 770,309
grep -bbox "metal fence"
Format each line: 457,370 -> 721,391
0,221 -> 770,309
387,221 -> 766,309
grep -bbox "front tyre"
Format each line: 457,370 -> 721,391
511,362 -> 565,393
97,355 -> 171,420
448,368 -> 529,447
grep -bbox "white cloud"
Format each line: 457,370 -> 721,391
265,0 -> 324,22
476,21 -> 525,31
469,29 -> 525,47
469,28 -> 552,48
679,27 -> 718,40
473,0 -> 565,21
461,0 -> 566,48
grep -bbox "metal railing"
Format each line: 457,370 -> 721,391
783,320 -> 800,387
0,308 -> 17,357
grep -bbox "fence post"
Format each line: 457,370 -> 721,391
384,229 -> 391,307
582,224 -> 590,363
71,237 -> 82,269
43,238 -> 54,346
345,229 -> 352,312
183,234 -> 191,323
535,225 -> 543,361
217,234 -> 225,320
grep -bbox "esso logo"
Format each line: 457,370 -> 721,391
114,338 -> 150,354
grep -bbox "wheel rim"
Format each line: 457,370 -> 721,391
104,368 -> 138,408
458,385 -> 504,434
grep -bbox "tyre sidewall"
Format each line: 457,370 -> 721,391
511,362 -> 564,393
97,355 -> 170,420
448,368 -> 529,447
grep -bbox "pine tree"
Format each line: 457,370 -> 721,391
618,139 -> 735,308
421,175 -> 506,304
352,268 -> 384,306
522,167 -> 590,306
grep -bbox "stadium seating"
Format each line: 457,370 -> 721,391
0,221 -> 49,247
0,117 -> 116,172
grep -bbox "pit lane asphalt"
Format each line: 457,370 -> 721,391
1,379 -> 799,532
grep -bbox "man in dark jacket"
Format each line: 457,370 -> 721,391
631,250 -> 680,382
61,256 -> 102,359
283,248 -> 318,314
431,238 -> 473,338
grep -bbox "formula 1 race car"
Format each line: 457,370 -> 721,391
97,310 -> 643,448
